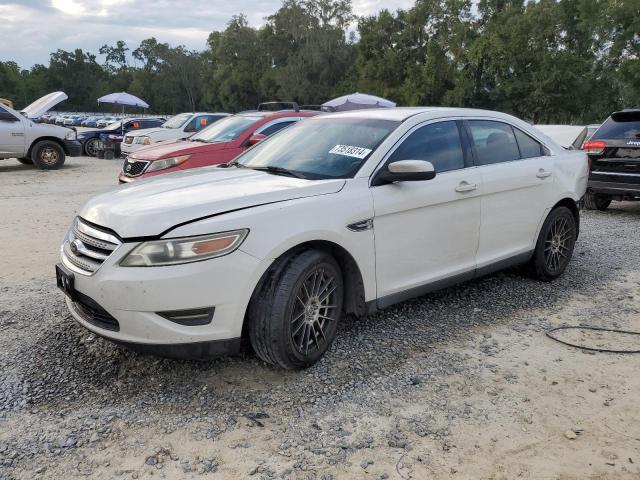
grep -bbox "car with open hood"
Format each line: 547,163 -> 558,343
118,110 -> 318,182
0,91 -> 81,169
121,112 -> 229,155
58,107 -> 587,368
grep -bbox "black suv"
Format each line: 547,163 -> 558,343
584,109 -> 640,210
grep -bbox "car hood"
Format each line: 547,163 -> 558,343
125,127 -> 166,138
21,91 -> 68,119
129,139 -> 231,160
80,167 -> 345,238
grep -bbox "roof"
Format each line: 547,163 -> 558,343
237,110 -> 319,118
315,107 -> 519,122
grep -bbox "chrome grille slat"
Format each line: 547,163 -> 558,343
61,217 -> 122,275
72,225 -> 118,251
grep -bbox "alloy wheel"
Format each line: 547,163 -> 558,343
543,216 -> 574,274
290,267 -> 338,356
40,147 -> 59,166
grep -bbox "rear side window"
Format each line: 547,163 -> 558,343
260,121 -> 296,136
468,120 -> 520,165
592,111 -> 640,139
514,128 -> 544,158
388,121 -> 465,173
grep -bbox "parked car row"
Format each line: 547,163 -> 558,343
57,106 -> 590,369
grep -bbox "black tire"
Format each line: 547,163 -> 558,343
31,141 -> 65,170
248,249 -> 344,369
528,206 -> 577,281
17,157 -> 33,165
84,138 -> 99,157
584,192 -> 611,211
103,150 -> 115,160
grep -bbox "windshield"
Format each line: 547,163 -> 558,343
236,117 -> 399,179
190,115 -> 261,143
162,113 -> 192,129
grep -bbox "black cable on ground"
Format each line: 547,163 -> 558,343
545,325 -> 640,354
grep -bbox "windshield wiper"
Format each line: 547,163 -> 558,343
190,138 -> 208,142
250,166 -> 307,179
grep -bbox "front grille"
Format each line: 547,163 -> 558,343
70,292 -> 120,331
123,135 -> 134,144
61,217 -> 121,275
123,157 -> 150,177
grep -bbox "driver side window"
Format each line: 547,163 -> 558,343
388,121 -> 465,173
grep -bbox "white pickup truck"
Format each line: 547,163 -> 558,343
0,92 -> 82,169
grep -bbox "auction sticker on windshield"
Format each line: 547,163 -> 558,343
329,145 -> 372,159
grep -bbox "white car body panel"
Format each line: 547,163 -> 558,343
21,91 -> 68,119
60,107 -> 588,350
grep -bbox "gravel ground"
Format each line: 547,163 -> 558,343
1,156 -> 639,479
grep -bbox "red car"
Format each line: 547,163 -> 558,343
119,110 -> 319,182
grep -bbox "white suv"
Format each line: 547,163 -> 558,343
121,112 -> 229,154
57,108 -> 588,368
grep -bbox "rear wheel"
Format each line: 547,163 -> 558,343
528,206 -> 577,281
584,192 -> 611,211
248,249 -> 344,369
31,141 -> 65,170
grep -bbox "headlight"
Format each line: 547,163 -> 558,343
65,130 -> 76,140
139,136 -> 151,145
120,229 -> 249,267
145,155 -> 191,173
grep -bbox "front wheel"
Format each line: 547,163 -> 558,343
528,206 -> 577,281
84,138 -> 99,157
31,141 -> 65,170
248,250 -> 344,369
584,192 -> 611,211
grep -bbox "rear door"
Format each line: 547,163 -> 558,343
0,106 -> 25,159
466,119 -> 554,268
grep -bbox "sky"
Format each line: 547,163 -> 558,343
0,0 -> 415,68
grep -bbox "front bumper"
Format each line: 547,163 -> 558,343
63,139 -> 83,157
61,243 -> 263,352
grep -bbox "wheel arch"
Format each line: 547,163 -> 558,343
241,239 -> 368,342
28,136 -> 66,158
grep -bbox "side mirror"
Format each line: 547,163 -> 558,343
374,160 -> 436,185
183,125 -> 197,133
248,133 -> 267,146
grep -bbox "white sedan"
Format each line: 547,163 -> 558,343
57,107 -> 588,368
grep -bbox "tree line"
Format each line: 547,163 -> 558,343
0,0 -> 637,124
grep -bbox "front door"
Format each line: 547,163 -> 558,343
0,108 -> 25,159
371,120 -> 482,304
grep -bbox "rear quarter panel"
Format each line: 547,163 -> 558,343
552,150 -> 589,202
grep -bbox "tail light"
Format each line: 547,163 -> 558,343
582,140 -> 606,154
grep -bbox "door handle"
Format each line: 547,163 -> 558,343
536,169 -> 552,179
455,181 -> 478,192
